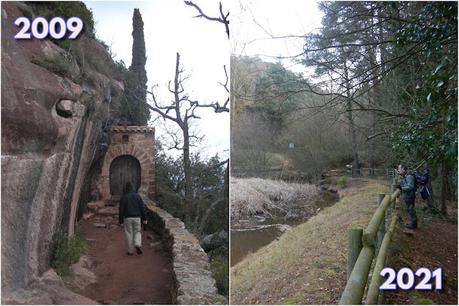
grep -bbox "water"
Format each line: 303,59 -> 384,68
230,190 -> 339,266
230,224 -> 289,266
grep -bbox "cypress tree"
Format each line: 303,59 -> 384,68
123,8 -> 149,125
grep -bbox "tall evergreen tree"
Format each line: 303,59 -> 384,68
122,8 -> 149,125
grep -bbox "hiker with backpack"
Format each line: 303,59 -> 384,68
396,164 -> 418,229
416,164 -> 435,210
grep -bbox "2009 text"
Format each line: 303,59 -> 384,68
14,16 -> 83,40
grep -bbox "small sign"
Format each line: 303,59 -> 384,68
288,143 -> 295,149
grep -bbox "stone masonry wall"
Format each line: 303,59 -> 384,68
142,196 -> 226,305
97,126 -> 155,203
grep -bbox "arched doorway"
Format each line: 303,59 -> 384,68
109,155 -> 141,195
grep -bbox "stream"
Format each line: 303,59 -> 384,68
230,190 -> 339,266
231,223 -> 295,266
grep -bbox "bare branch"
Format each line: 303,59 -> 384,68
366,131 -> 386,141
218,65 -> 229,93
184,1 -> 230,38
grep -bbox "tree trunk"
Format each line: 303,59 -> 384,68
344,64 -> 359,175
183,124 -> 193,227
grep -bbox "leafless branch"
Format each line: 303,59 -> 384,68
184,1 -> 230,38
366,131 -> 386,141
218,65 -> 229,93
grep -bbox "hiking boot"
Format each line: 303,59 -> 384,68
136,246 -> 143,255
404,222 -> 417,229
127,252 -> 133,256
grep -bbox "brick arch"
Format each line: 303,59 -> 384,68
97,126 -> 155,203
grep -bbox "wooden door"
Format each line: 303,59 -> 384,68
109,155 -> 141,195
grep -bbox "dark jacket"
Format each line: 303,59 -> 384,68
401,174 -> 416,200
119,191 -> 146,224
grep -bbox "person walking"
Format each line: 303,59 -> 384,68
396,164 -> 418,229
119,182 -> 147,255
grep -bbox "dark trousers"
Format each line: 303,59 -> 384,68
404,196 -> 417,225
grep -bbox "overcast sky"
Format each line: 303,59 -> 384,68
85,0 -> 230,159
85,0 -> 323,159
230,0 -> 323,74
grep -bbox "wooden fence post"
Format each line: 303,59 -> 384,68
365,214 -> 398,304
347,228 -> 363,280
340,246 -> 375,305
376,193 -> 386,252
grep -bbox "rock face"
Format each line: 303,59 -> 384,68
1,269 -> 98,305
201,230 -> 229,253
1,1 -> 121,300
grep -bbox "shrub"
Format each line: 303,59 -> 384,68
210,256 -> 229,296
415,298 -> 435,305
50,231 -> 86,276
337,176 -> 347,187
31,55 -> 71,76
28,2 -> 96,38
31,53 -> 82,83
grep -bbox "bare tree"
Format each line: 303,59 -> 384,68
148,52 -> 229,229
147,52 -> 197,226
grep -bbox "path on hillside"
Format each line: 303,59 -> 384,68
385,218 -> 458,305
76,214 -> 174,305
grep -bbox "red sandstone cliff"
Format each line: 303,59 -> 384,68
1,2 -> 123,303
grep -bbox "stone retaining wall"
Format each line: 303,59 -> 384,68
142,196 -> 226,305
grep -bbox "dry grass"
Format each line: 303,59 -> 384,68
230,179 -> 390,305
231,177 -> 320,221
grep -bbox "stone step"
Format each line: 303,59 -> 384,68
83,212 -> 94,220
98,206 -> 118,216
87,201 -> 105,211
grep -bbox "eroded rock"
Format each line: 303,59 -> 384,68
70,255 -> 97,291
56,99 -> 74,118
201,230 -> 229,252
98,206 -> 118,216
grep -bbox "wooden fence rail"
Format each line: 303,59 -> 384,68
339,187 -> 401,305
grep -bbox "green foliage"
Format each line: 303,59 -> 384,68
121,8 -> 150,125
388,2 -> 457,200
50,231 -> 86,276
55,39 -> 72,51
155,142 -> 228,235
31,53 -> 80,83
210,256 -> 229,296
15,2 -> 34,19
337,176 -> 347,187
415,298 -> 435,305
254,62 -> 304,129
28,1 -> 96,38
130,9 -> 147,75
298,1 -> 456,201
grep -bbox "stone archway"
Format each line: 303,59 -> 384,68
97,126 -> 155,205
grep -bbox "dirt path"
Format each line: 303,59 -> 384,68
77,219 -> 174,304
385,217 -> 458,305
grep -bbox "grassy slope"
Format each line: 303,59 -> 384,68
231,179 -> 390,305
